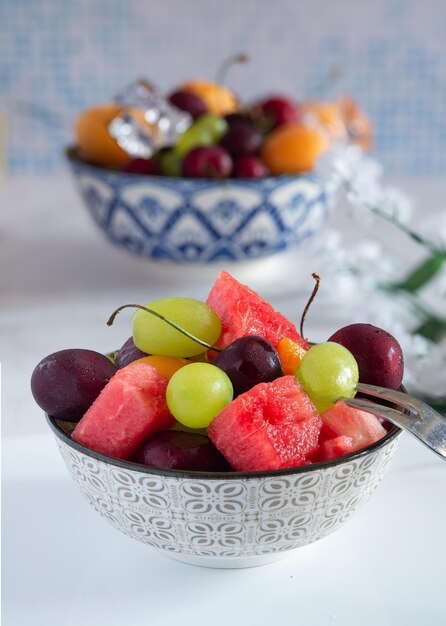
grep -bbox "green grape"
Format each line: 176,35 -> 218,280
158,150 -> 182,177
194,115 -> 228,142
174,124 -> 213,157
174,116 -> 228,157
166,363 -> 233,428
295,342 -> 359,413
132,297 -> 221,358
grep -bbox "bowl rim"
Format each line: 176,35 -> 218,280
64,145 -> 319,185
46,412 -> 402,480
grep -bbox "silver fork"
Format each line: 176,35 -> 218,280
344,383 -> 446,461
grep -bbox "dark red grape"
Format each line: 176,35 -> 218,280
233,155 -> 269,178
328,323 -> 404,390
182,145 -> 232,179
31,349 -> 117,421
135,430 -> 231,471
213,336 -> 283,397
123,158 -> 160,175
224,112 -> 253,126
168,90 -> 208,119
219,122 -> 262,157
258,96 -> 300,130
116,336 -> 148,368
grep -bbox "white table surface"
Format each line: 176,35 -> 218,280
2,173 -> 446,625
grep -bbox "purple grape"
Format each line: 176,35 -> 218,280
168,90 -> 208,119
328,323 -> 404,390
116,336 -> 148,368
219,122 -> 262,157
213,336 -> 283,397
31,349 -> 117,421
224,112 -> 253,126
135,430 -> 231,471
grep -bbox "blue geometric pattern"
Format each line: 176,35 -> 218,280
2,1 -> 446,175
68,155 -> 331,263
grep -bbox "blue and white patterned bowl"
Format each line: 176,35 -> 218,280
48,414 -> 401,569
66,148 -> 337,264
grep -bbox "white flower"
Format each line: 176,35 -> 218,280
415,211 -> 446,251
310,148 -> 446,399
331,149 -> 413,227
380,187 -> 413,224
408,336 -> 446,395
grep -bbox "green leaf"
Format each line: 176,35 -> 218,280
392,253 -> 446,294
413,316 -> 446,342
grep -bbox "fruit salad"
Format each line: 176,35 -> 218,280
74,61 -> 372,179
31,272 -> 403,472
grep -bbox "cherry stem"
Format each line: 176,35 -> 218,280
216,53 -> 249,85
300,273 -> 321,339
206,163 -> 224,181
107,304 -> 223,353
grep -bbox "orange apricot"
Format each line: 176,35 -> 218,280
301,100 -> 346,143
302,98 -> 373,152
180,80 -> 238,116
132,355 -> 189,380
75,103 -> 129,169
277,338 -> 307,375
261,123 -> 329,175
339,97 -> 373,152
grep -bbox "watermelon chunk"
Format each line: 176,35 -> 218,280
72,363 -> 174,460
311,435 -> 355,463
319,401 -> 386,453
206,271 -> 307,357
208,376 -> 321,471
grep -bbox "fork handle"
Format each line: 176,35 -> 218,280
344,385 -> 446,461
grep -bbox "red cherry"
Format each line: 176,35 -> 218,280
259,96 -> 300,130
233,155 -> 269,178
182,146 -> 233,179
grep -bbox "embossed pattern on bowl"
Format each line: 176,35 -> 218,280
49,415 -> 401,568
66,148 -> 335,264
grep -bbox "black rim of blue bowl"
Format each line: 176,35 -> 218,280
46,412 -> 402,480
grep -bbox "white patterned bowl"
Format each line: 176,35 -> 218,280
47,415 -> 401,568
66,148 -> 336,264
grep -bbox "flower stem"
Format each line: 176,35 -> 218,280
343,178 -> 442,255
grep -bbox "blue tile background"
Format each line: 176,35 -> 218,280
1,0 -> 446,175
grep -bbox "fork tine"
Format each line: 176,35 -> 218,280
344,386 -> 446,461
356,383 -> 426,415
345,397 -> 414,428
